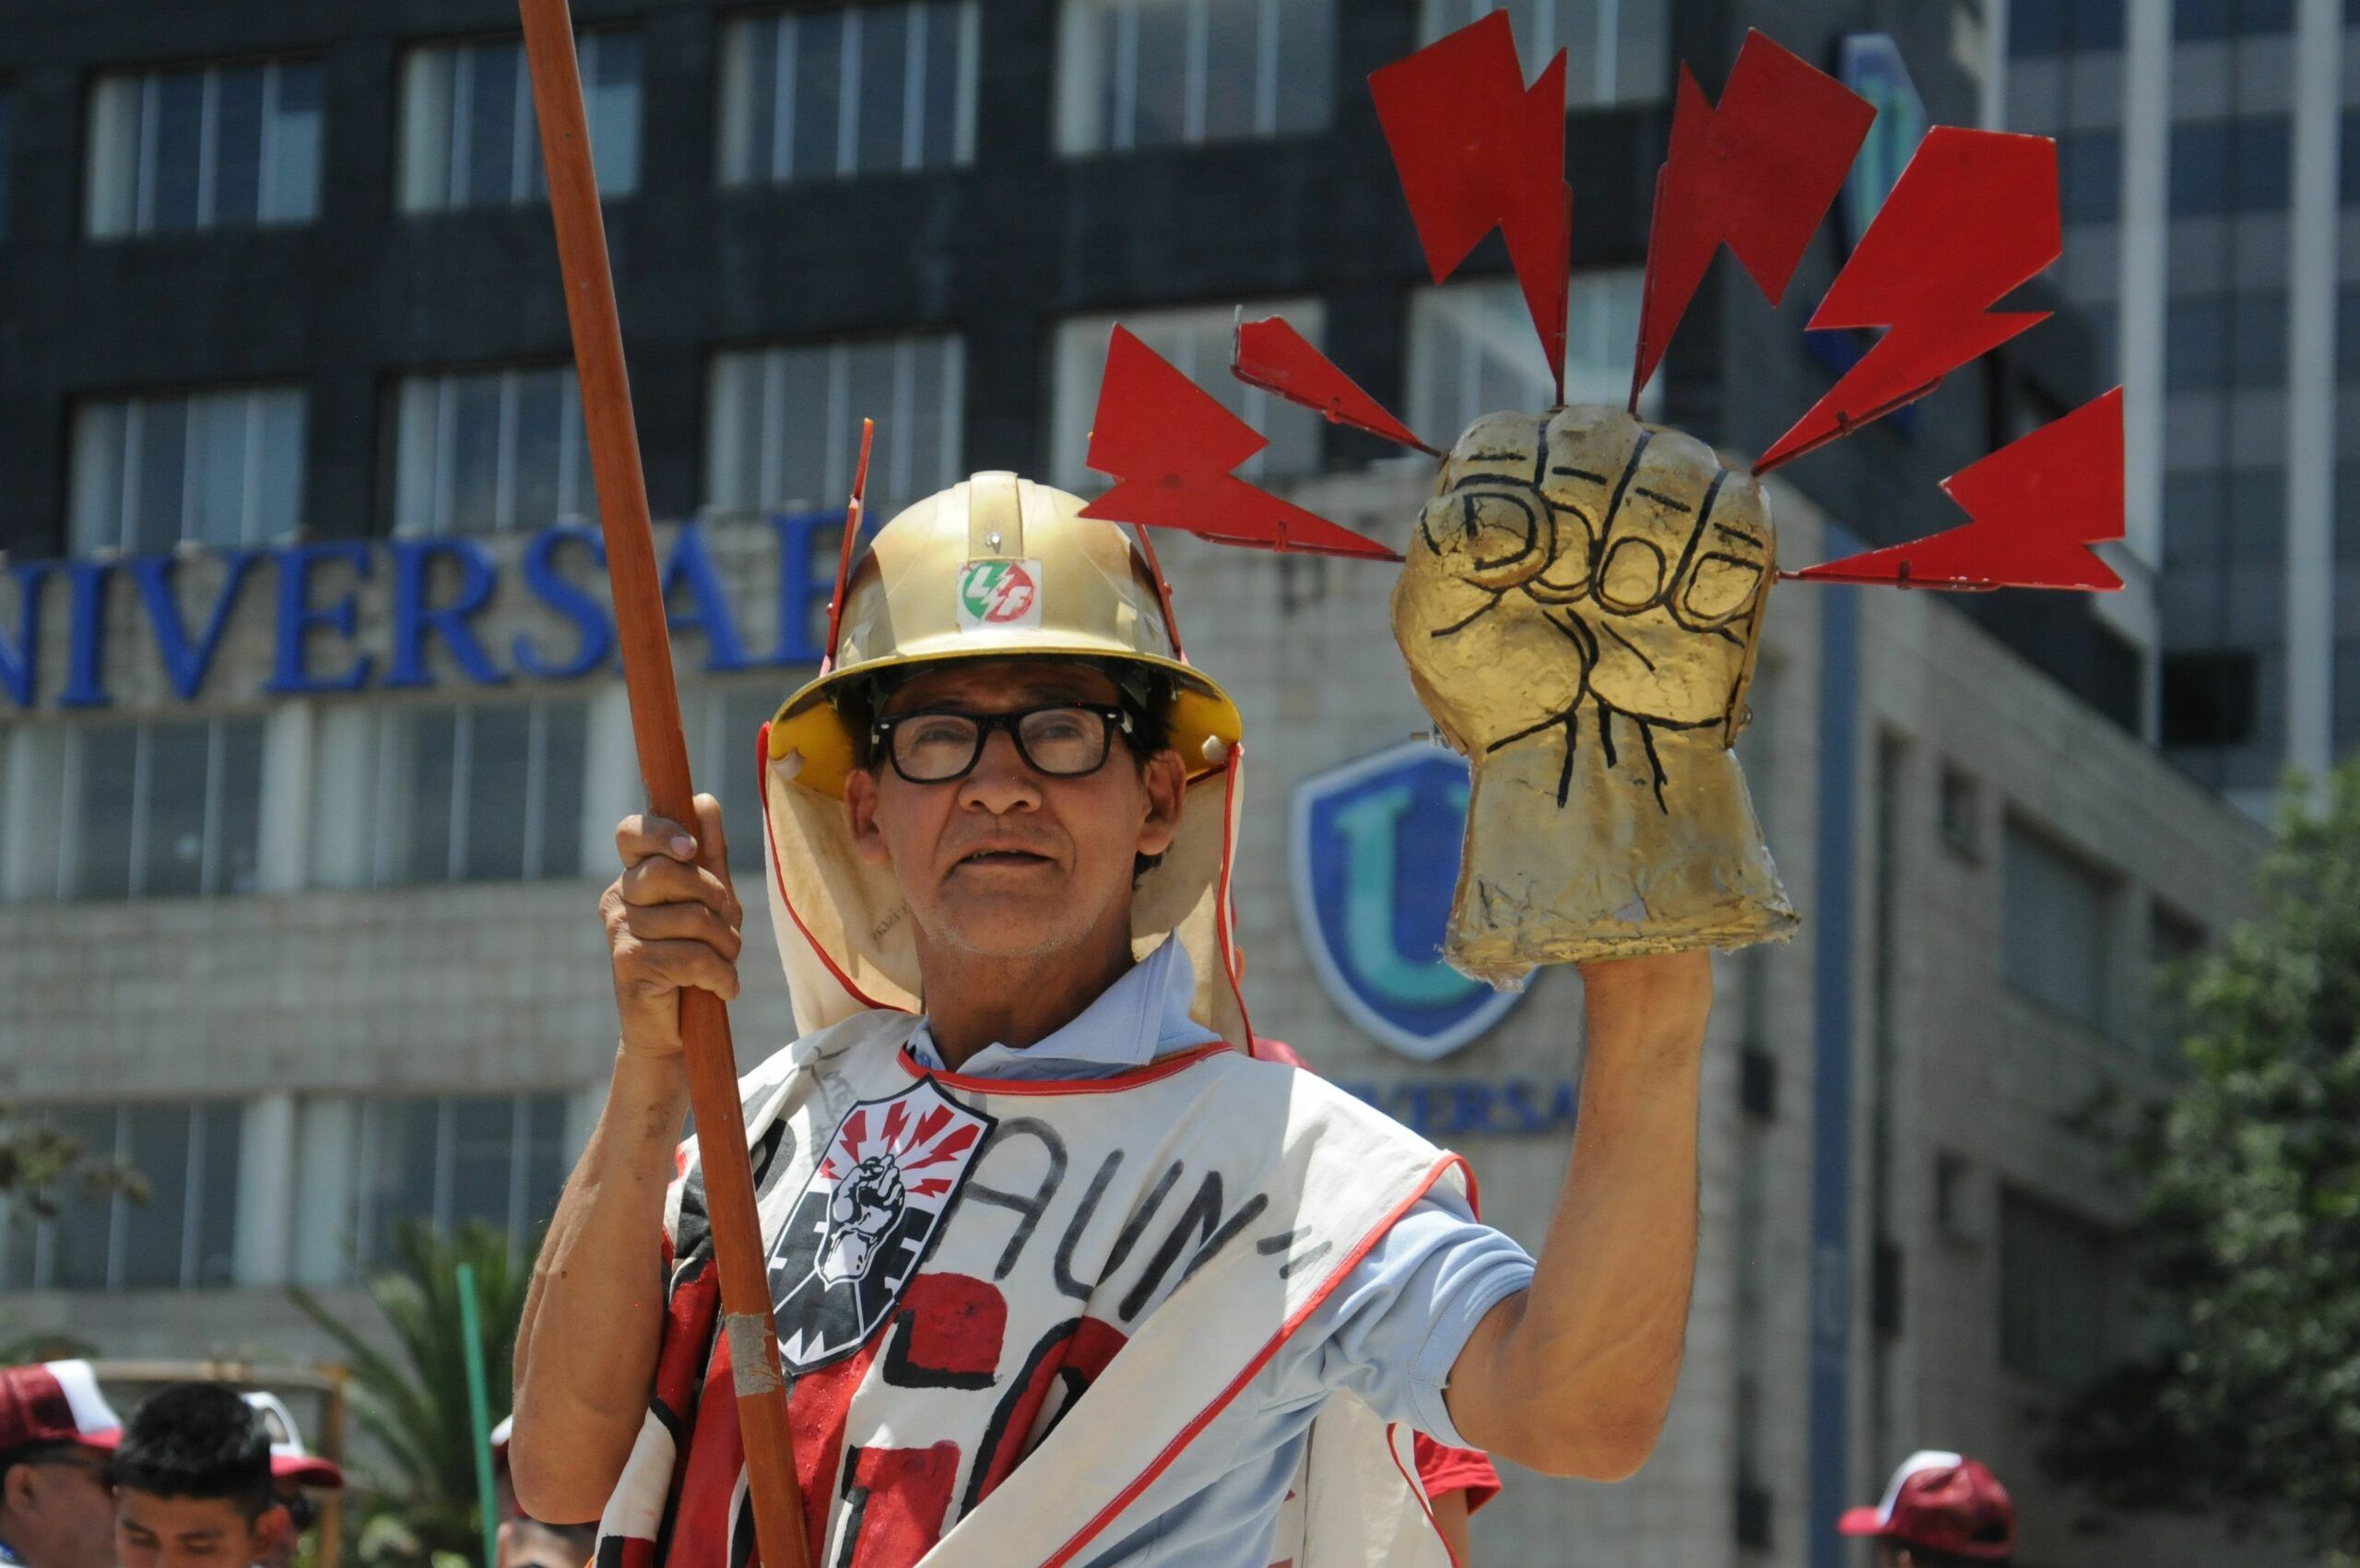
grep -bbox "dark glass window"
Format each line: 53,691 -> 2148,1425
2013,0 -> 2125,52
2059,128 -> 2123,223
2176,0 -> 2295,40
2166,292 -> 2288,392
2170,117 -> 2293,215
0,88 -> 12,242
2161,649 -> 2260,747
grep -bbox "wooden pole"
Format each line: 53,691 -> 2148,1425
513,7 -> 811,1568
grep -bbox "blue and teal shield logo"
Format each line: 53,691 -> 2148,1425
1290,741 -> 1525,1061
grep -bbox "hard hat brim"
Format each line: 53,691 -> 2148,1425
768,641 -> 1243,800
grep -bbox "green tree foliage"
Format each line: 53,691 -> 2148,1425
0,1110 -> 149,1211
2045,762 -> 2360,1556
292,1222 -> 536,1568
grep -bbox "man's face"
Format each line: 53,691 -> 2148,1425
844,660 -> 1185,962
0,1448 -> 116,1568
116,1489 -> 282,1568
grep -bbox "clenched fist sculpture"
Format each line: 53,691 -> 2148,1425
1394,406 -> 1796,984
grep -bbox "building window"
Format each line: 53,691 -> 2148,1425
1999,1187 -> 2125,1383
0,1102 -> 243,1291
1420,0 -> 1668,107
2010,0 -> 2127,53
1940,763 -> 1984,861
1405,270 -> 1651,445
2174,0 -> 2295,41
705,336 -> 965,522
322,701 -> 588,888
719,3 -> 979,184
3,717 -> 266,903
1049,300 -> 1327,492
2169,117 -> 2293,216
399,32 -> 640,212
291,1093 -> 570,1280
2001,819 -> 2117,1032
0,88 -> 15,241
2165,292 -> 2289,394
2160,648 -> 2260,748
1056,0 -> 1336,155
2147,902 -> 2208,1073
69,387 -> 306,555
684,685 -> 792,877
86,59 -> 323,238
392,366 -> 594,535
2058,128 -> 2122,225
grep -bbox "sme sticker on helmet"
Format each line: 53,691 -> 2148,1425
956,559 -> 1044,631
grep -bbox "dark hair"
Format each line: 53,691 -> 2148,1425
1891,1545 -> 2012,1568
112,1384 -> 274,1522
842,659 -> 1179,879
841,660 -> 1174,772
0,1441 -> 89,1496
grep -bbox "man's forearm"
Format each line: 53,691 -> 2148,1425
1447,950 -> 1711,1478
513,1044 -> 693,1522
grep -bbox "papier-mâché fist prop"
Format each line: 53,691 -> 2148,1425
1077,17 -> 2126,981
1393,407 -> 1792,982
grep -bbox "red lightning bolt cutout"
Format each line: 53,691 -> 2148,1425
1754,127 -> 2060,476
1629,31 -> 1875,410
1792,386 -> 2124,590
1231,315 -> 1437,454
1370,11 -> 1572,402
1081,326 -> 1399,561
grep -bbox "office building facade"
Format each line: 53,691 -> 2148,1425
0,3 -> 2256,1564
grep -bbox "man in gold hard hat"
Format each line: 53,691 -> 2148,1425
513,473 -> 1712,1566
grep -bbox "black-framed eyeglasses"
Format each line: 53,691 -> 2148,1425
870,704 -> 1136,784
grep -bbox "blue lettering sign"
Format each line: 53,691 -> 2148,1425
771,509 -> 842,666
58,560 -> 114,709
267,541 -> 374,695
388,536 -> 506,688
1336,1078 -> 1580,1139
0,560 -> 56,709
127,552 -> 262,701
660,523 -> 752,673
514,524 -> 615,680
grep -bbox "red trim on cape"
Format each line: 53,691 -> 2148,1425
1038,1150 -> 1475,1568
897,1040 -> 1233,1096
758,721 -> 900,1017
1213,749 -> 1262,1056
1389,1425 -> 1464,1568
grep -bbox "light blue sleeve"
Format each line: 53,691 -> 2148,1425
1261,1186 -> 1537,1450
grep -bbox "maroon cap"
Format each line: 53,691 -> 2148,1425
1837,1451 -> 2015,1560
242,1392 -> 344,1491
0,1362 -> 124,1454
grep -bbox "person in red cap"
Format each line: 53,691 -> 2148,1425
1837,1450 -> 2016,1566
240,1393 -> 343,1568
0,1362 -> 124,1568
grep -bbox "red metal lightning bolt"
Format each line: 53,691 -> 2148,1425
1370,11 -> 1572,402
1081,326 -> 1399,561
1754,127 -> 2060,475
1792,386 -> 2124,590
1231,315 -> 1438,454
1629,30 -> 1875,410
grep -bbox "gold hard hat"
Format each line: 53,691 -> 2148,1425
769,472 -> 1244,798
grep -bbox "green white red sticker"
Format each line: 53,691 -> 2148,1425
957,559 -> 1043,631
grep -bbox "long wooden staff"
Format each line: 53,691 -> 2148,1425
514,7 -> 811,1568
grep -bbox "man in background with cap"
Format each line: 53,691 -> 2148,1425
241,1393 -> 341,1568
1838,1450 -> 2017,1566
0,1362 -> 124,1568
